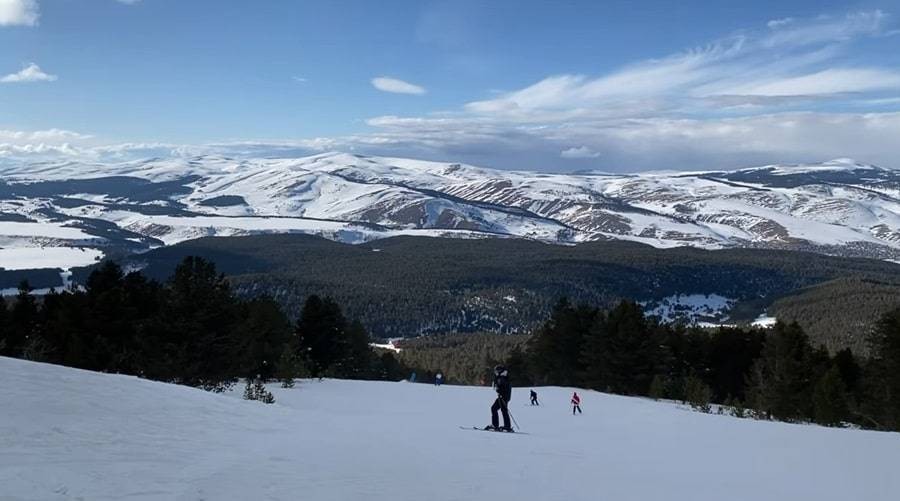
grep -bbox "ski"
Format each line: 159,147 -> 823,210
459,426 -> 528,435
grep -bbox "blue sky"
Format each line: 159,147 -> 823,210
2,0 -> 900,171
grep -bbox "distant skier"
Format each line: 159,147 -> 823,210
435,372 -> 444,386
486,365 -> 513,432
571,392 -> 582,415
410,371 -> 417,383
530,389 -> 539,406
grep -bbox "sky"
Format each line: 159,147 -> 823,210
2,0 -> 900,172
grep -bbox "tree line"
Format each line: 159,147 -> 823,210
395,333 -> 529,385
96,233 -> 900,349
506,298 -> 900,430
0,258 -> 406,393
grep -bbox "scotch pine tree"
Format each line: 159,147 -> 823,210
295,295 -> 349,378
747,322 -> 816,421
867,307 -> 900,430
528,298 -> 593,386
648,374 -> 667,400
813,365 -> 849,427
7,281 -> 39,357
683,374 -> 713,413
581,301 -> 658,395
0,295 -> 8,356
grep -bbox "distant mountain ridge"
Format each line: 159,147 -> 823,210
2,153 -> 900,276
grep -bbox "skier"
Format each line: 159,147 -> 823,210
530,389 -> 539,406
435,372 -> 444,386
486,365 -> 513,432
571,391 -> 582,415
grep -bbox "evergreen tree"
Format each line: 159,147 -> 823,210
162,256 -> 241,391
337,320 -> 374,378
747,322 -> 816,421
376,351 -> 405,381
504,346 -> 533,386
867,307 -> 900,430
683,374 -> 713,413
295,295 -> 349,378
728,398 -> 747,419
813,365 -> 849,427
832,348 -> 861,399
275,343 -> 310,387
243,379 -> 256,400
581,301 -> 658,395
527,298 -> 593,385
253,378 -> 275,404
0,295 -> 8,356
6,281 -> 39,357
235,299 -> 292,380
648,374 -> 667,400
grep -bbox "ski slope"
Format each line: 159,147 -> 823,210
1,356 -> 897,501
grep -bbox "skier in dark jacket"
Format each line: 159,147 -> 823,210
487,365 -> 513,431
530,389 -> 539,406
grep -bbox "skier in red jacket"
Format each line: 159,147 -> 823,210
571,392 -> 582,415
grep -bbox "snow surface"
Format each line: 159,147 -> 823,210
0,221 -> 96,240
752,314 -> 778,328
642,294 -> 735,324
1,357 -> 897,501
0,246 -> 103,271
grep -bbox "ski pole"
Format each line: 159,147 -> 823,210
501,396 -> 521,431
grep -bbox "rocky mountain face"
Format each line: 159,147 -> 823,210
2,153 -> 900,276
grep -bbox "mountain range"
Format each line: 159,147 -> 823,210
2,153 -> 900,278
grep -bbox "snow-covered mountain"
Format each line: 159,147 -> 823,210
3,356 -> 897,500
3,152 -> 900,271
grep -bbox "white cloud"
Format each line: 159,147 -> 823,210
292,76 -> 308,83
721,68 -> 900,97
0,0 -> 38,26
1,63 -> 57,83
767,18 -> 794,29
465,14 -> 900,122
313,10 -> 900,170
0,129 -> 91,142
560,146 -> 600,159
761,10 -> 888,48
371,76 -> 426,95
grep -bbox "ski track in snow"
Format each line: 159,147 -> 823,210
1,357 -> 897,501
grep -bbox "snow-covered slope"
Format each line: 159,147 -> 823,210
2,356 -> 897,501
3,153 -> 900,272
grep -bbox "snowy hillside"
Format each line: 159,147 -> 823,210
2,356 -> 897,501
3,153 -> 900,274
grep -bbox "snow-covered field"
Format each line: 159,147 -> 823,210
642,294 -> 735,324
1,356 -> 897,501
0,246 -> 103,271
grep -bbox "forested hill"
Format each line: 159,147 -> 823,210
75,234 -> 900,353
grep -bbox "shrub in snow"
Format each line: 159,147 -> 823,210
243,378 -> 276,404
683,375 -> 713,413
648,375 -> 667,400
